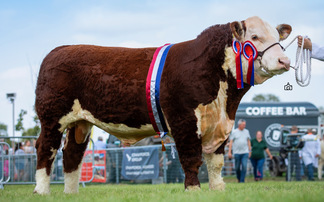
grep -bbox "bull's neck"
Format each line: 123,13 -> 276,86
188,23 -> 251,119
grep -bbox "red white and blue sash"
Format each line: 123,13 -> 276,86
146,44 -> 173,139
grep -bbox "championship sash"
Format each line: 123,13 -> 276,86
146,44 -> 173,143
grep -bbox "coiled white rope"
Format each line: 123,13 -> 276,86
284,35 -> 312,87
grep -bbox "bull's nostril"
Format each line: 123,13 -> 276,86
278,58 -> 290,70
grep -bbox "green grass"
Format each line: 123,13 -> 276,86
1,180 -> 324,202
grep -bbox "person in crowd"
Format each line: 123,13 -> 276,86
250,131 -> 273,181
23,140 -> 35,154
94,136 -> 107,150
286,126 -> 302,181
298,36 -> 324,61
301,129 -> 321,181
228,119 -> 251,183
318,136 -> 324,180
23,140 -> 34,181
14,142 -> 25,181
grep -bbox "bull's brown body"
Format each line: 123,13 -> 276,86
34,17 -> 291,194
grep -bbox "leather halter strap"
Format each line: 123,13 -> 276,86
257,42 -> 285,58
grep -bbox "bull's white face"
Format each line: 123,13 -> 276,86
231,16 -> 292,84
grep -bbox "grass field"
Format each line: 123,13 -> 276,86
1,180 -> 324,202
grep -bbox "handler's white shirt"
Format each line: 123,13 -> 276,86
311,43 -> 324,61
301,134 -> 321,167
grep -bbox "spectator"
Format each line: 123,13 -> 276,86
250,131 -> 273,181
298,36 -> 324,61
23,140 -> 35,154
301,129 -> 321,181
23,140 -> 34,181
3,150 -> 9,178
318,136 -> 324,180
94,136 -> 107,150
287,125 -> 302,181
228,119 -> 251,183
14,142 -> 25,181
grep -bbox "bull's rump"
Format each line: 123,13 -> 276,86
36,45 -> 157,137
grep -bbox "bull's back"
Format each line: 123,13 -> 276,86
36,45 -> 156,128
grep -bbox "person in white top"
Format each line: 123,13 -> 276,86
301,129 -> 321,181
228,119 -> 251,183
298,36 -> 324,61
94,136 -> 107,150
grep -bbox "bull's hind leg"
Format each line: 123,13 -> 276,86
34,123 -> 63,194
63,121 -> 92,194
203,141 -> 226,191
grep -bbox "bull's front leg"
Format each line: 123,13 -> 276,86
171,119 -> 203,191
203,140 -> 226,191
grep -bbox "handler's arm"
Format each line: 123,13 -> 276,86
228,139 -> 233,159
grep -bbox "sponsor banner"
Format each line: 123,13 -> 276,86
121,147 -> 159,180
81,150 -> 106,183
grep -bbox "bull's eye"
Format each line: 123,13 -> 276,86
252,35 -> 258,40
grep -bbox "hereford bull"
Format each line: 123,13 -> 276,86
34,16 -> 291,194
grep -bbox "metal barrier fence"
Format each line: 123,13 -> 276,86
0,136 -> 95,189
1,140 -> 272,187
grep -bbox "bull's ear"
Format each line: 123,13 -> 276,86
276,24 -> 292,41
230,21 -> 245,41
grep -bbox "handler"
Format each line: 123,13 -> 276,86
298,36 -> 324,61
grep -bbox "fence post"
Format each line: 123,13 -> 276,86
0,142 -> 11,189
116,150 -> 119,184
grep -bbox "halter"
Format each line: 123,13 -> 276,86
257,42 -> 285,58
232,40 -> 284,89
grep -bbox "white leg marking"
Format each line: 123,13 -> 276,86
64,163 -> 82,194
204,153 -> 225,191
34,168 -> 51,195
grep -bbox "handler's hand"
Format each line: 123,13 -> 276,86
298,36 -> 312,50
228,152 -> 232,159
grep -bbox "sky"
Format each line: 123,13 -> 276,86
1,0 -> 324,141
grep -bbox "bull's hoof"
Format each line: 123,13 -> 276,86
64,190 -> 79,194
185,185 -> 201,191
209,181 -> 226,191
64,186 -> 79,194
33,187 -> 50,195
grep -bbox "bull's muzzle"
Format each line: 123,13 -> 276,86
278,57 -> 290,71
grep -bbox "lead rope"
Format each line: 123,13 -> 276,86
284,35 -> 312,87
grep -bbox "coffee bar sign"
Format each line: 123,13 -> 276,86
245,106 -> 307,116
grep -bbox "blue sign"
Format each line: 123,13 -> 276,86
121,147 -> 159,180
